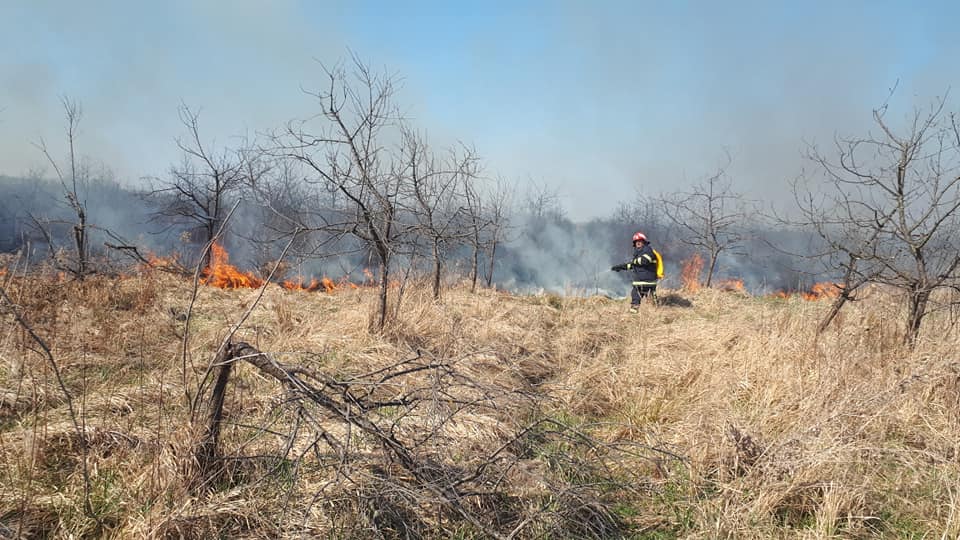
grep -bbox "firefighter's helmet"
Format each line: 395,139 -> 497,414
632,232 -> 648,243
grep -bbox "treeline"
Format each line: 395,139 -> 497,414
3,59 -> 960,342
0,173 -> 810,301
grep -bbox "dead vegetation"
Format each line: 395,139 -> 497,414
1,269 -> 960,539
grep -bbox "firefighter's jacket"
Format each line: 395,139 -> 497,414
625,244 -> 659,285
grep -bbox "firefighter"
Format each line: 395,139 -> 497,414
611,231 -> 661,312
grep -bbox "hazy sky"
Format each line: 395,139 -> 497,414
2,0 -> 958,219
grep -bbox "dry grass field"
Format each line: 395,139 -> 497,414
1,266 -> 959,538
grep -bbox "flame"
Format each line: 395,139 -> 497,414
0,268 -> 6,278
765,282 -> 842,300
680,253 -> 703,292
801,282 -> 841,301
282,277 -> 322,291
148,252 -> 180,268
140,250 -> 182,272
362,268 -> 375,285
201,243 -> 264,289
281,275 -> 356,293
715,278 -> 745,292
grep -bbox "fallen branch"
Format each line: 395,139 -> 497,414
195,341 -> 506,538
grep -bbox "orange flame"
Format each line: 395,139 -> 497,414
321,277 -> 336,292
141,251 -> 181,272
282,277 -> 322,292
765,282 -> 842,300
201,243 -> 264,289
281,275 -> 355,293
680,253 -> 703,292
715,278 -> 745,292
801,282 -> 841,301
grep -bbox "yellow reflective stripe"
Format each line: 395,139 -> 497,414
631,281 -> 658,286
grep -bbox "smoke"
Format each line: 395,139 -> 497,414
539,2 -> 960,217
0,0 -> 344,183
0,175 -> 178,262
3,2 -> 960,221
3,2 -> 958,292
0,170 -> 816,295
487,211 -> 813,297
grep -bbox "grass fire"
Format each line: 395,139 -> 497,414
4,10 -> 960,536
187,243 -> 356,293
200,243 -> 264,289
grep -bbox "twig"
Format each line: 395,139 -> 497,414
195,341 -> 507,538
0,285 -> 98,523
190,228 -> 302,418
181,198 -> 242,407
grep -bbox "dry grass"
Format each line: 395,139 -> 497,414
1,269 -> 959,538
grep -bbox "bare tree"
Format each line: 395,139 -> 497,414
613,193 -> 662,230
32,97 -> 91,279
244,155 -> 308,241
484,176 -> 514,288
463,175 -> 490,293
456,173 -> 514,293
788,186 -> 890,334
523,179 -> 566,222
279,57 -> 408,330
400,129 -> 480,299
239,152 -> 357,283
613,191 -> 672,251
149,103 -> 248,266
797,94 -> 960,346
660,157 -> 750,287
229,146 -> 316,273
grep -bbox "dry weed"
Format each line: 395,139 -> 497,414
1,272 -> 959,537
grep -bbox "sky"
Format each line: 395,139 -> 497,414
1,0 -> 959,220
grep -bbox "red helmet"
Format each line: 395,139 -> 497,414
632,232 -> 648,243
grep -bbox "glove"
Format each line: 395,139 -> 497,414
611,264 -> 627,272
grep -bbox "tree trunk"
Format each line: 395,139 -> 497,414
202,219 -> 217,270
705,249 -> 719,287
73,212 -> 87,280
817,293 -> 849,334
432,241 -> 442,300
485,239 -> 498,288
470,245 -> 479,293
196,350 -> 234,483
377,258 -> 390,330
817,262 -> 858,335
904,288 -> 931,347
